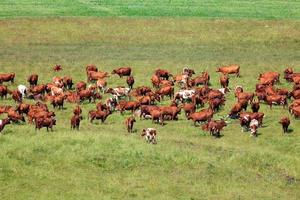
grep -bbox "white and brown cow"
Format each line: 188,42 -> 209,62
141,128 -> 157,144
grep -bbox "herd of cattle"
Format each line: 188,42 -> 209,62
0,64 -> 300,144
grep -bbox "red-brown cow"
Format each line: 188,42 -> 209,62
87,71 -> 109,82
125,116 -> 136,133
155,86 -> 174,100
126,76 -> 135,89
0,73 -> 15,84
71,114 -> 82,130
154,69 -> 172,80
27,74 -> 38,86
116,101 -> 140,114
112,67 -> 131,77
35,117 -> 56,131
220,75 -> 229,88
0,85 -> 9,99
88,109 -> 111,123
216,65 -> 240,77
187,108 -> 214,126
279,117 -> 290,134
0,118 -> 11,133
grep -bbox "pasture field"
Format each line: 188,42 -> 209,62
0,1 -> 300,200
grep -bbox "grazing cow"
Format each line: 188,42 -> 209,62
279,117 -> 290,134
135,86 -> 152,96
106,97 -> 118,111
249,119 -> 259,137
73,105 -> 82,115
112,67 -> 131,77
160,105 -> 181,120
258,71 -> 280,83
140,105 -> 160,119
96,79 -> 107,93
187,108 -> 214,126
183,103 -> 196,117
78,89 -> 97,103
76,81 -> 87,92
126,76 -> 135,89
151,74 -> 161,88
15,103 -> 30,115
88,109 -> 111,123
0,85 -> 9,99
125,116 -> 136,133
10,90 -> 22,103
209,98 -> 225,112
51,95 -> 65,109
235,86 -> 243,97
155,86 -> 174,100
0,105 -> 13,115
141,128 -> 157,144
27,74 -> 38,86
53,64 -> 62,71
236,92 -> 254,103
116,101 -> 140,114
136,95 -> 157,105
0,73 -> 15,84
7,110 -> 25,123
106,87 -> 131,101
291,90 -> 300,99
291,106 -> 300,118
35,117 -> 56,131
220,75 -> 229,88
0,118 -> 10,133
71,114 -> 83,130
86,64 -> 98,75
202,119 -> 227,137
154,69 -> 171,80
174,89 -> 195,103
87,71 -> 109,82
216,65 -> 240,77
63,76 -> 73,90
240,112 -> 264,127
251,101 -> 260,112
189,72 -> 210,86
17,85 -> 27,98
29,84 -> 47,96
228,102 -> 243,119
150,110 -> 164,125
265,95 -> 287,109
50,86 -> 63,96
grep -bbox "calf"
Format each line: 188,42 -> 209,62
125,116 -> 136,133
279,117 -> 290,134
0,118 -> 11,133
141,128 -> 157,144
73,105 -> 82,115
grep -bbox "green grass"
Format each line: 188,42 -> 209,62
0,17 -> 299,199
0,0 -> 300,19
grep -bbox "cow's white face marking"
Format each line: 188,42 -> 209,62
0,120 -> 2,126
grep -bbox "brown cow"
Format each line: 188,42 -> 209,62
187,108 -> 214,126
86,64 -> 98,75
291,90 -> 300,99
265,95 -> 287,109
7,110 -> 25,123
53,64 -> 62,71
87,71 -> 109,82
151,74 -> 161,88
0,73 -> 15,84
228,102 -> 243,119
71,114 -> 83,130
240,112 -> 264,127
126,76 -> 135,89
209,98 -> 225,112
29,84 -> 47,95
16,103 -> 31,115
27,74 -> 38,86
51,95 -> 65,109
0,85 -> 9,99
10,90 -> 22,103
251,101 -> 260,113
155,86 -> 174,100
150,110 -> 164,125
76,81 -> 87,92
183,103 -> 196,117
116,101 -> 140,114
73,105 -> 82,115
291,106 -> 300,118
216,65 -> 240,77
140,105 -> 160,119
279,117 -> 290,134
63,76 -> 73,90
88,109 -> 111,123
154,69 -> 171,80
78,89 -> 96,103
160,105 -> 181,120
0,118 -> 11,133
125,116 -> 136,133
220,75 -> 229,88
0,105 -> 13,115
202,119 -> 227,137
35,117 -> 56,131
112,67 -> 131,77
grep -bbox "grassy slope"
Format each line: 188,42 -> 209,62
0,0 -> 300,19
0,18 -> 299,199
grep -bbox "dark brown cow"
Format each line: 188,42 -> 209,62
0,73 -> 15,84
126,76 -> 135,89
125,116 -> 136,133
0,118 -> 11,133
279,117 -> 290,134
0,85 -> 9,99
112,67 -> 131,77
154,69 -> 171,80
73,105 -> 82,115
71,114 -> 82,130
63,76 -> 73,90
16,103 -> 30,115
53,64 -> 62,71
216,65 -> 240,77
27,74 -> 38,86
251,101 -> 260,112
78,89 -> 96,103
209,98 -> 225,112
35,117 -> 56,131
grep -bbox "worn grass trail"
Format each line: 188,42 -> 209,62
0,18 -> 299,199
